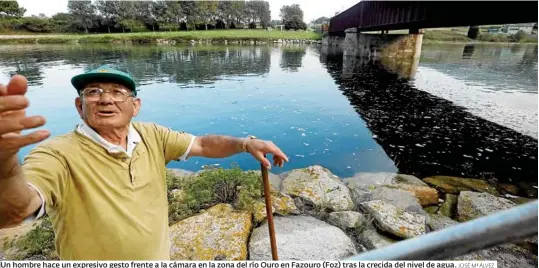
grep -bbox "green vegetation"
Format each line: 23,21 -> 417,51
3,218 -> 57,260
0,30 -> 321,45
424,29 -> 537,44
0,1 -> 313,34
167,165 -> 262,225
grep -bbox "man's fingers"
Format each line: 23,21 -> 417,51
0,116 -> 46,136
266,144 -> 289,163
0,130 -> 50,150
0,83 -> 6,96
252,150 -> 272,169
6,75 -> 28,96
0,95 -> 29,113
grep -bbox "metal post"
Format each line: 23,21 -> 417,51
345,200 -> 538,260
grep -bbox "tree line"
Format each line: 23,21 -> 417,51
0,0 -> 310,34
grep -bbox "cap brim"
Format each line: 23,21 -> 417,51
71,73 -> 137,96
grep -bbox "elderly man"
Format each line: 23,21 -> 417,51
0,65 -> 289,260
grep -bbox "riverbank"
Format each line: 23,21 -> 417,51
1,165 -> 536,261
0,30 -> 322,45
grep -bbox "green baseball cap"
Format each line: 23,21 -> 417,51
71,65 -> 137,96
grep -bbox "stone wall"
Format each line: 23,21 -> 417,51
343,28 -> 423,60
322,35 -> 344,48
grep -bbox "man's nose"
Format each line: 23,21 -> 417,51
97,92 -> 115,104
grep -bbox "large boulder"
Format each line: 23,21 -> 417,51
253,192 -> 300,223
327,211 -> 366,230
248,215 -> 357,260
423,176 -> 499,196
426,214 -> 458,231
345,173 -> 437,207
358,227 -> 396,250
344,172 -> 427,189
250,170 -> 283,191
457,191 -> 516,222
282,165 -> 355,211
389,184 -> 439,206
169,204 -> 252,260
370,186 -> 426,215
360,200 -> 426,239
438,194 -> 458,218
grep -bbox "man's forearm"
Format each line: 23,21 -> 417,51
0,156 -> 38,228
194,135 -> 246,158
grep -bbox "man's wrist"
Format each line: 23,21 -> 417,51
241,135 -> 257,153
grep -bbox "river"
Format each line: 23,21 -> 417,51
0,43 -> 536,186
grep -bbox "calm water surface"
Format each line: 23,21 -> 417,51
0,43 -> 536,186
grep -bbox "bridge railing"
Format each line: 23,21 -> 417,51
344,200 -> 538,261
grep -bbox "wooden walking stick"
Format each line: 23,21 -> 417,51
261,155 -> 279,260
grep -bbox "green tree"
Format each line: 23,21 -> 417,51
163,1 -> 183,31
95,0 -> 121,33
0,1 -> 26,18
51,12 -> 74,32
180,1 -> 197,30
280,4 -> 305,30
67,0 -> 95,34
279,4 -> 303,23
312,16 -> 329,24
196,1 -> 219,30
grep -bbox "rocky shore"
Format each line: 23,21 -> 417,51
1,165 -> 537,265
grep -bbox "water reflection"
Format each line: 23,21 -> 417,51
279,46 -> 306,72
0,45 -> 272,87
320,48 -> 538,188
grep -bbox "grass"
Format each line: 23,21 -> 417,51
167,165 -> 262,225
0,29 -> 322,45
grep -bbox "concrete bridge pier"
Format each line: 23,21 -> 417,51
337,28 -> 423,79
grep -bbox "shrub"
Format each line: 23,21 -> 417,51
22,17 -> 53,33
167,165 -> 262,225
5,217 -> 57,260
477,33 -> 510,42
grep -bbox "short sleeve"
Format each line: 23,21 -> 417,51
153,123 -> 196,163
21,145 -> 69,215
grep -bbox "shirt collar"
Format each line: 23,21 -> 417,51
76,121 -> 141,156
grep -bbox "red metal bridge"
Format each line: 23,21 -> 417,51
329,1 -> 538,36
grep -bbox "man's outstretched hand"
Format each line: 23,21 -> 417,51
0,75 -> 49,173
245,139 -> 289,169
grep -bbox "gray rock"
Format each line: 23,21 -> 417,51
344,172 -> 426,189
358,228 -> 396,250
350,186 -> 373,205
371,186 -> 426,215
282,165 -> 355,211
344,172 -> 396,188
360,200 -> 426,239
457,191 -> 516,222
167,168 -> 194,178
393,174 -> 428,187
249,170 -> 282,191
249,215 -> 357,260
426,214 -> 458,231
328,211 -> 366,230
438,193 -> 458,218
454,244 -> 538,268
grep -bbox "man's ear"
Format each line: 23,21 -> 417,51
132,98 -> 141,117
75,97 -> 84,119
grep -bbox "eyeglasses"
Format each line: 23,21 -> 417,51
81,87 -> 134,102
